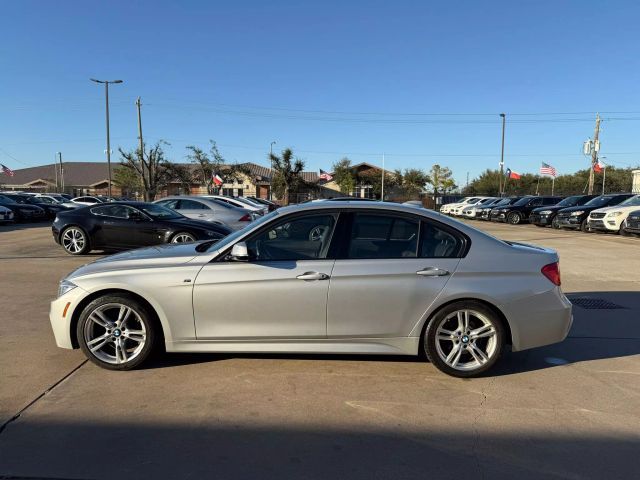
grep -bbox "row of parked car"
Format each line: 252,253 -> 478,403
440,193 -> 640,236
0,191 -> 279,225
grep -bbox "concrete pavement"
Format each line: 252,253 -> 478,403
0,220 -> 638,479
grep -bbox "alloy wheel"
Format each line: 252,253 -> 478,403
83,303 -> 147,365
62,227 -> 86,254
171,233 -> 196,243
433,309 -> 498,372
508,212 -> 521,225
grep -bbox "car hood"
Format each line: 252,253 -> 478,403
590,205 -> 640,214
532,205 -> 564,213
66,243 -> 204,279
558,205 -> 598,213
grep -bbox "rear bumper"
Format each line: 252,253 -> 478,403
502,287 -> 573,352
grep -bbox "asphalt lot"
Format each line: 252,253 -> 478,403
0,220 -> 639,479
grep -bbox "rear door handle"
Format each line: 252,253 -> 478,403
416,267 -> 450,277
296,272 -> 329,281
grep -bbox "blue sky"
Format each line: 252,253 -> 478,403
1,0 -> 640,186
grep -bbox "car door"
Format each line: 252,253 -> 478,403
192,212 -> 339,339
327,212 -> 463,338
176,199 -> 215,221
92,205 -> 139,248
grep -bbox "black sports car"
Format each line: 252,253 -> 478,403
52,201 -> 232,255
530,194 -> 599,229
0,194 -> 47,222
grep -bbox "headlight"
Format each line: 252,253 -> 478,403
570,211 -> 584,216
607,211 -> 623,217
58,280 -> 77,298
539,210 -> 552,215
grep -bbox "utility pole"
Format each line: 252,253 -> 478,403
269,141 -> 276,200
90,78 -> 123,198
466,171 -> 469,189
381,154 -> 385,201
57,152 -> 64,192
499,113 -> 506,196
54,153 -> 59,191
587,113 -> 601,195
136,97 -> 145,194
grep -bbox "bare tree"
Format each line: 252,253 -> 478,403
118,141 -> 173,201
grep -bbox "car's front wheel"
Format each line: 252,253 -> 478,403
551,216 -> 560,229
580,218 -> 591,233
170,232 -> 196,243
507,212 -> 522,225
61,226 -> 90,255
424,301 -> 505,378
77,294 -> 156,370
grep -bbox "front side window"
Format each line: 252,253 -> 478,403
245,214 -> 337,261
348,214 -> 419,259
91,205 -> 137,219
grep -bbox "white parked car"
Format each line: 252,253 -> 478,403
440,197 -> 482,215
450,197 -> 492,216
71,196 -> 108,206
461,198 -> 500,219
0,204 -> 14,223
587,195 -> 640,233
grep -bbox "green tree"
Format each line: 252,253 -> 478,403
332,157 -> 356,194
356,169 -> 396,200
427,164 -> 455,195
118,141 -> 173,201
395,168 -> 430,199
269,148 -> 305,205
186,145 -> 212,192
113,165 -> 143,198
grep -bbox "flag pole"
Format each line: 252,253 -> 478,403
552,176 -> 555,195
602,165 -> 606,194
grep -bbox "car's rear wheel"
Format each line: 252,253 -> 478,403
170,232 -> 196,243
61,226 -> 90,255
424,301 -> 505,378
77,295 -> 156,370
507,212 -> 522,225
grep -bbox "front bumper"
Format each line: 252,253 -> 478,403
490,211 -> 507,222
530,213 -> 551,226
49,287 -> 87,349
556,215 -> 583,229
623,219 -> 640,233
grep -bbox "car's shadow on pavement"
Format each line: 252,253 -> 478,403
144,291 -> 640,375
0,221 -> 52,232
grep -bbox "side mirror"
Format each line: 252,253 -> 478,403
230,241 -> 249,261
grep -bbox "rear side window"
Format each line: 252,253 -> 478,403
91,205 -> 136,218
348,214 -> 419,259
420,221 -> 464,258
157,199 -> 179,209
179,199 -> 208,210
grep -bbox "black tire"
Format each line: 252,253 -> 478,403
580,218 -> 591,233
170,231 -> 197,243
60,226 -> 91,255
423,300 -> 505,378
507,212 -> 522,225
551,216 -> 560,229
619,226 -> 628,236
77,294 -> 157,371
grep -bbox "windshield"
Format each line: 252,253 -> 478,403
206,210 -> 279,252
584,195 -> 612,207
0,195 -> 18,204
619,195 -> 640,207
556,196 -> 580,207
138,203 -> 183,219
512,197 -> 535,207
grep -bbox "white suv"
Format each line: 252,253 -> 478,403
587,195 -> 640,233
441,197 -> 484,215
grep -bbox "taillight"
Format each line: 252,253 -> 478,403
238,214 -> 252,222
541,262 -> 561,286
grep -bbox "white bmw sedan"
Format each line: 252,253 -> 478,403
50,201 -> 572,377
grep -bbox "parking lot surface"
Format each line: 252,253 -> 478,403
1,221 -> 639,479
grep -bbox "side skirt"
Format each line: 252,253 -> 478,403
166,337 -> 420,356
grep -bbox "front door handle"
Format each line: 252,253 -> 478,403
416,267 -> 450,277
296,272 -> 329,281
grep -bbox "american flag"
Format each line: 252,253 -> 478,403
319,169 -> 333,181
539,162 -> 557,177
1,164 -> 15,177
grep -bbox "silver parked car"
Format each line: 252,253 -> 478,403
50,201 -> 572,377
203,195 -> 267,215
154,196 -> 255,230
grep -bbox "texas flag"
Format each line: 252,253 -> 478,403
212,173 -> 223,186
593,161 -> 605,173
505,168 -> 521,180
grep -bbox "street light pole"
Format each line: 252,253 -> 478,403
91,78 -> 123,197
269,141 -> 276,200
499,113 -> 506,196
